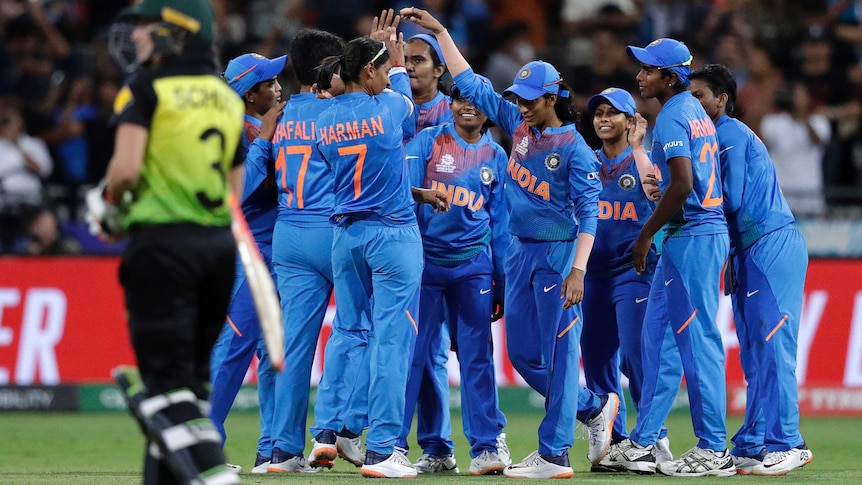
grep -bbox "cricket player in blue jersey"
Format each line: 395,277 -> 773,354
402,32 -> 457,471
312,28 -> 448,478
398,83 -> 510,475
264,29 -> 348,474
580,87 -> 682,472
402,7 -> 620,479
604,38 -> 734,477
689,64 -> 813,476
407,33 -> 454,134
402,33 -> 511,474
209,51 -> 285,473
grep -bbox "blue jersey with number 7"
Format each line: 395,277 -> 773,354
317,89 -> 416,225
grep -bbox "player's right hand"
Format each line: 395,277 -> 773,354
642,173 -> 661,201
259,100 -> 286,141
400,7 -> 445,35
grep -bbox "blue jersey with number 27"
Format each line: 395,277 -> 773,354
651,91 -> 726,236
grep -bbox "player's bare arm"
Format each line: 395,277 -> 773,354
633,155 -> 692,273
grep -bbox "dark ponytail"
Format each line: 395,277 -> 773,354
334,37 -> 389,84
316,55 -> 341,90
550,81 -> 578,126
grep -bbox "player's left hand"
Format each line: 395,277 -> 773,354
491,299 -> 504,322
85,179 -> 126,243
561,268 -> 585,309
632,233 -> 652,274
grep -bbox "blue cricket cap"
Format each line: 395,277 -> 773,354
503,60 -> 567,101
626,38 -> 693,86
409,33 -> 445,66
224,53 -> 287,97
587,87 -> 636,116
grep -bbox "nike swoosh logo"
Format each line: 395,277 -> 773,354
747,289 -> 759,297
664,279 -> 673,286
543,284 -> 558,293
479,288 -> 491,295
635,297 -> 648,303
719,145 -> 735,155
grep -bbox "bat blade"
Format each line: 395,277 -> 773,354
229,195 -> 284,372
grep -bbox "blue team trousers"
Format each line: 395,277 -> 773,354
209,244 -> 275,456
504,237 -> 599,458
399,249 -> 504,458
631,233 -> 730,450
731,227 -> 807,455
582,266 -> 674,441
412,323 -> 453,457
271,222 -> 337,455
312,221 -> 423,456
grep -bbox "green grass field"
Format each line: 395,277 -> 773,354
1,410 -> 860,484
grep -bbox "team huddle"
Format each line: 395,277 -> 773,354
90,1 -> 813,483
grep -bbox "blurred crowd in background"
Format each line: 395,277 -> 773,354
2,0 -> 862,255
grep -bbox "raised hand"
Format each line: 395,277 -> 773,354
399,6 -> 445,35
259,100 -> 286,141
370,9 -> 397,41
628,112 -> 648,149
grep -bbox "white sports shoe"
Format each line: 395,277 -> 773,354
497,432 -> 512,466
751,447 -> 813,476
267,455 -> 319,474
503,451 -> 574,479
413,453 -> 459,473
360,448 -> 418,478
226,463 -> 242,474
308,438 -> 337,468
586,393 -> 620,464
655,436 -> 674,463
603,438 -> 656,474
469,450 -> 506,475
336,435 -> 365,467
251,460 -> 270,474
731,451 -> 766,475
657,447 -> 737,477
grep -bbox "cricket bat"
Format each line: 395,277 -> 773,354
228,194 -> 285,372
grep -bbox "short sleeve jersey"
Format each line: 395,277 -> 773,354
651,90 -> 726,236
113,68 -> 244,229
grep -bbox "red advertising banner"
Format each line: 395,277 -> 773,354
1,257 -> 861,414
0,257 -> 134,384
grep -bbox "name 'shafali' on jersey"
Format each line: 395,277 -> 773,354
506,158 -> 550,201
171,86 -> 236,112
429,180 -> 484,211
317,115 -> 385,146
272,120 -> 316,143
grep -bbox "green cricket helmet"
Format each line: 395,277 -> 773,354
110,0 -> 215,72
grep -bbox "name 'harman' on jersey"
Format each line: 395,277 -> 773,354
114,68 -> 244,229
651,90 -> 726,237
